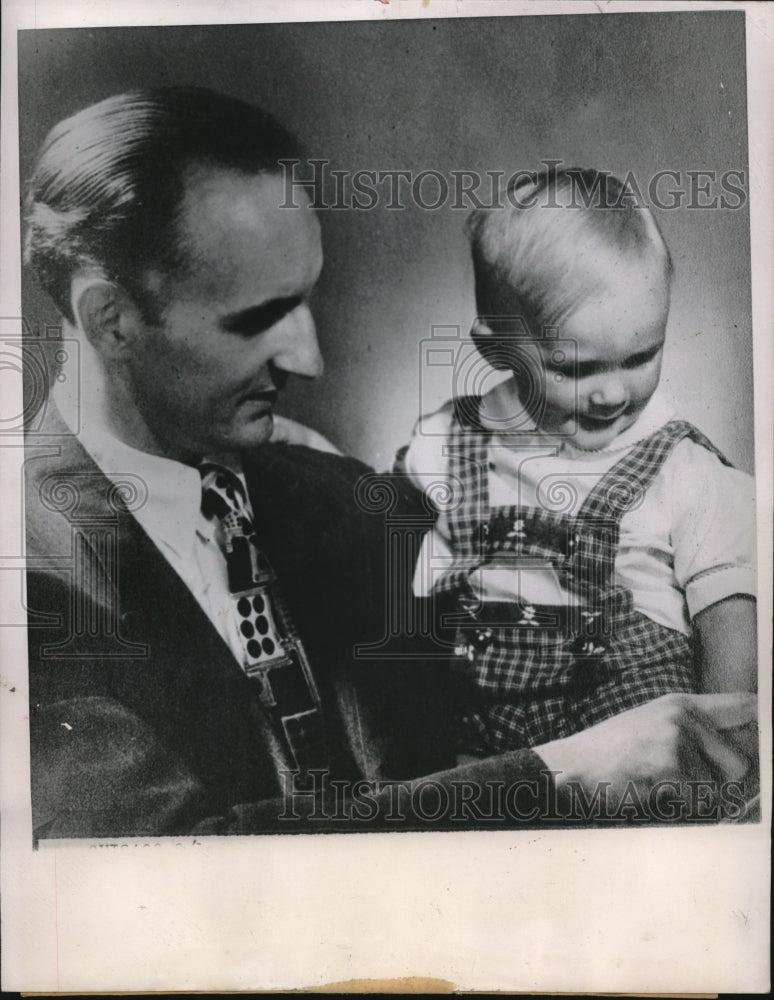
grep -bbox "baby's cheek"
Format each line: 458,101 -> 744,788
632,367 -> 661,403
544,377 -> 579,413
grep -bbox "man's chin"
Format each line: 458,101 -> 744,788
237,410 -> 275,448
206,412 -> 275,456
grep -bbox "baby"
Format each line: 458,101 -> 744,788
397,167 -> 757,756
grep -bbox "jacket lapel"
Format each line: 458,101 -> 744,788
25,403 -> 292,801
24,403 -> 245,678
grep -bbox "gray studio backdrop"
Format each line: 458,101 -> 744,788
18,12 -> 754,473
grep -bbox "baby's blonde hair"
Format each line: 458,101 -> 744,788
467,167 -> 673,336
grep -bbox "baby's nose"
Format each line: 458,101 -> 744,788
590,376 -> 628,409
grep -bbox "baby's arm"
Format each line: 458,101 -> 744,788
694,595 -> 757,693
392,401 -> 455,482
670,440 -> 757,695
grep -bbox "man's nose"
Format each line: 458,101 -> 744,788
589,373 -> 628,410
270,303 -> 324,379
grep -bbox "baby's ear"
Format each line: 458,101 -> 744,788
471,317 -> 494,341
471,318 -> 515,371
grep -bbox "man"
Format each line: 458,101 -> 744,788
23,87 -> 757,838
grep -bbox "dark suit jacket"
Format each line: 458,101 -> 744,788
25,406 -> 549,839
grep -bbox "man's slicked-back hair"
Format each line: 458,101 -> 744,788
24,87 -> 303,323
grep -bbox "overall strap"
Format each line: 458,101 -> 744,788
577,419 -> 732,526
445,395 -> 491,557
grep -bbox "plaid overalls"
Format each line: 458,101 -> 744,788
432,397 -> 732,753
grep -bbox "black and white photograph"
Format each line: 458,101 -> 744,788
1,0 -> 771,993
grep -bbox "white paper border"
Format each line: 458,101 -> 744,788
1,1 -> 771,993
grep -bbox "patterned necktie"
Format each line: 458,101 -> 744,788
199,463 -> 328,774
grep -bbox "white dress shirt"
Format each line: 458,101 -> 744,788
74,421 -> 248,665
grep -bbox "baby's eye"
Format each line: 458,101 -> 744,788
545,361 -> 570,375
548,362 -> 598,379
543,356 -> 589,378
622,347 -> 662,369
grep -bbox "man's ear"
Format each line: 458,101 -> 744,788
73,280 -> 141,358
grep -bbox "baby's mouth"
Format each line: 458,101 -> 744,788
579,406 -> 629,429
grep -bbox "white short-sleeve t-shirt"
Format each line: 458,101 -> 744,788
400,384 -> 756,637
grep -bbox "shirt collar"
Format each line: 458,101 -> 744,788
76,422 -> 206,558
55,387 -> 252,557
480,378 -> 676,455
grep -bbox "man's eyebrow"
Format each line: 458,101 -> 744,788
220,296 -> 303,333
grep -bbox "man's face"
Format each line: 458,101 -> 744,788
511,259 -> 669,450
122,167 -> 323,462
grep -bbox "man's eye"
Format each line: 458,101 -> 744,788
235,325 -> 268,339
222,296 -> 303,337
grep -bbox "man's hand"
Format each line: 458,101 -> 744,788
537,692 -> 758,818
